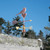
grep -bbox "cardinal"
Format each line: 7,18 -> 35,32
12,20 -> 17,24
16,8 -> 26,16
22,13 -> 27,18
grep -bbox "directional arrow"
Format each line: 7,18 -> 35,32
16,26 -> 32,30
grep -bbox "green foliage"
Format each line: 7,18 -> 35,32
12,16 -> 23,36
46,34 -> 50,42
13,16 -> 23,27
4,21 -> 12,35
0,18 -> 5,33
13,16 -> 20,21
37,30 -> 44,40
24,30 -> 36,39
39,30 -> 43,37
0,18 -> 5,25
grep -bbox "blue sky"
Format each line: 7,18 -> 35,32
0,0 -> 50,35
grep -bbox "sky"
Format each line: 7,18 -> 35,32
0,0 -> 50,36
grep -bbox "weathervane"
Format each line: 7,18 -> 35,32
16,8 -> 32,36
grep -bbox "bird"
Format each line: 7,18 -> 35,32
12,20 -> 17,24
16,8 -> 26,16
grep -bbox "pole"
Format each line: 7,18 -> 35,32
23,18 -> 26,36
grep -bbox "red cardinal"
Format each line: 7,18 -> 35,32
22,13 -> 27,18
12,20 -> 17,24
16,8 -> 26,16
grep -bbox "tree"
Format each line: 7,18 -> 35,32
12,16 -> 23,36
0,18 -> 5,33
4,21 -> 12,35
24,30 -> 36,39
38,30 -> 44,40
43,7 -> 50,50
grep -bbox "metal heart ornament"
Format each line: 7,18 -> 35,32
22,13 -> 27,18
